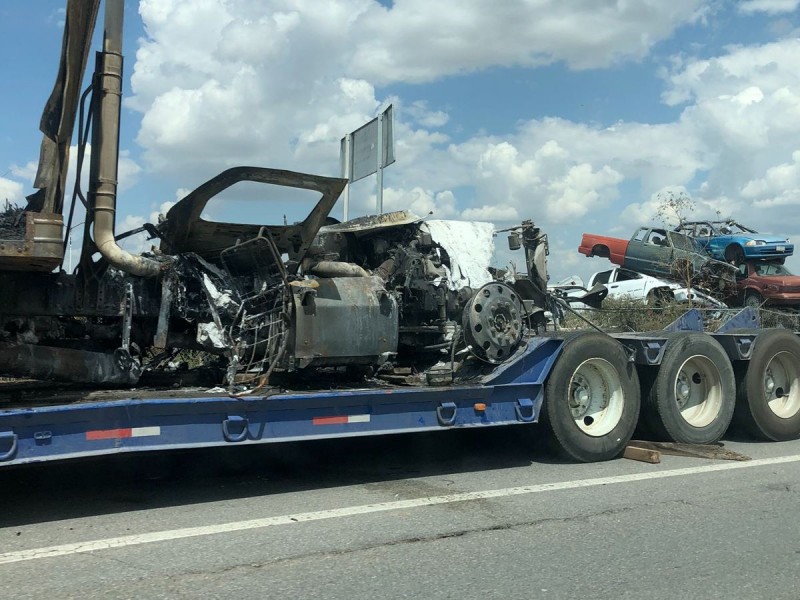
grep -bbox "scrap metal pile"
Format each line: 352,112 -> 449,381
0,176 -> 552,390
575,222 -> 799,309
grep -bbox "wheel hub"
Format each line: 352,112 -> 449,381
570,376 -> 592,417
764,369 -> 776,395
676,372 -> 691,408
567,358 -> 624,438
463,282 -> 524,364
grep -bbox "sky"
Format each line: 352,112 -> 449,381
2,0 -> 800,284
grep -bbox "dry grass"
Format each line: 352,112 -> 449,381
559,297 -> 714,332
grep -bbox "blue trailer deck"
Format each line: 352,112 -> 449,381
0,338 -> 565,466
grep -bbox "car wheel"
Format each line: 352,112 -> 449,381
724,244 -> 745,265
646,288 -> 673,307
744,291 -> 763,309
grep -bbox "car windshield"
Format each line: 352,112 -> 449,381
754,263 -> 793,276
715,222 -> 756,235
669,231 -> 703,252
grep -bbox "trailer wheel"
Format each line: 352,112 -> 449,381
642,333 -> 735,444
542,331 -> 640,462
734,329 -> 800,441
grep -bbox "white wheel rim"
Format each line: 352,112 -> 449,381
568,358 -> 625,437
764,351 -> 800,419
673,355 -> 722,428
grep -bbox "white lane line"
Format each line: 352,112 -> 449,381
2,453 -> 800,565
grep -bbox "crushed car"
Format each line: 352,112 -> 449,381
549,268 -> 725,309
587,268 -> 726,308
675,220 -> 793,264
729,260 -> 800,308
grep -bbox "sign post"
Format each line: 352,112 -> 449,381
340,105 -> 395,220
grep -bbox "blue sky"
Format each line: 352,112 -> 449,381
2,0 -> 800,283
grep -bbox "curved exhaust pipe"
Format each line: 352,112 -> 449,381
87,0 -> 162,278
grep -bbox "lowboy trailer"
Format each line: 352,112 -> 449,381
2,307 -> 798,466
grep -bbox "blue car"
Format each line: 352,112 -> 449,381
675,220 -> 793,264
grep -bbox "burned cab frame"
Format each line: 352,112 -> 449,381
0,158 -> 552,391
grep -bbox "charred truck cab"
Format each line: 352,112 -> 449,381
0,0 -> 551,391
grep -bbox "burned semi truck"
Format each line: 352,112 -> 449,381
0,0 -> 555,392
1,0 -> 798,468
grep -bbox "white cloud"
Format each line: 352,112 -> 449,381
658,39 -> 800,229
10,161 -> 37,183
0,178 -> 24,205
128,0 -> 705,183
351,0 -> 706,82
379,187 -> 459,219
461,205 -> 520,221
405,101 -> 450,128
738,0 -> 800,14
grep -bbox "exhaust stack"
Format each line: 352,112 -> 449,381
87,0 -> 162,278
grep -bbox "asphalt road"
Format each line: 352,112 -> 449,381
2,427 -> 800,599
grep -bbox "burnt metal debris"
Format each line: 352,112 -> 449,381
0,0 -> 560,393
0,202 -> 25,240
0,179 -> 554,391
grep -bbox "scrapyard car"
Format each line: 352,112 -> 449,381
674,220 -> 793,264
588,267 -> 726,308
730,261 -> 800,308
578,227 -> 737,291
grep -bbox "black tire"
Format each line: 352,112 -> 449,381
744,291 -> 763,309
541,331 -> 641,462
641,332 -> 735,444
733,329 -> 800,441
724,244 -> 745,265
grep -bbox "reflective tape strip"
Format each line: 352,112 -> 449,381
86,426 -> 161,441
312,414 -> 371,425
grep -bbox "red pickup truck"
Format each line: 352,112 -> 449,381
578,233 -> 628,265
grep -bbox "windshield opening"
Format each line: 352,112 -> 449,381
754,263 -> 792,276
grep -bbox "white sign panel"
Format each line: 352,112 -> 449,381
341,105 -> 395,182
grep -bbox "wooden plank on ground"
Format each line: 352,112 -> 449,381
628,440 -> 751,461
623,445 -> 661,464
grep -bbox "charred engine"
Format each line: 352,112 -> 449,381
170,210 -> 532,389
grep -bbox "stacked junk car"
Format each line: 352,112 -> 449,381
0,0 -> 799,468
